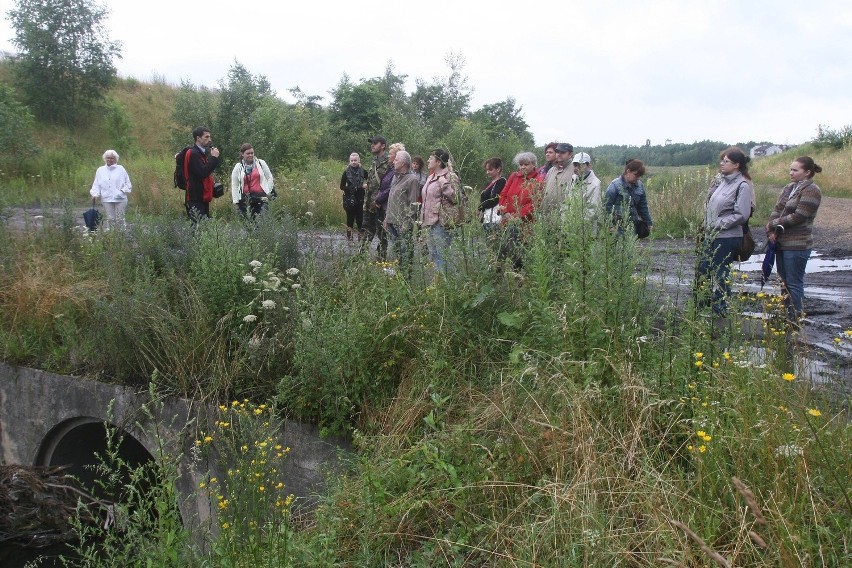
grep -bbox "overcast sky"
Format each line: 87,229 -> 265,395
2,0 -> 850,148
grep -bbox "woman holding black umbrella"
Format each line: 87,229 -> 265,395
765,156 -> 823,323
90,149 -> 132,230
696,147 -> 753,315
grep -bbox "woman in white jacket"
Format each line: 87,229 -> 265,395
90,149 -> 131,230
231,143 -> 275,219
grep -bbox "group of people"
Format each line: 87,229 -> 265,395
337,135 -> 822,323
88,126 -> 823,324
340,136 -> 655,274
339,137 -> 459,275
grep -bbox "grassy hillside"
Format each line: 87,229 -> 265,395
750,143 -> 852,198
0,58 -> 178,157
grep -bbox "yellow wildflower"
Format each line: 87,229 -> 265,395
203,436 -> 213,444
699,445 -> 706,453
222,522 -> 230,530
782,373 -> 795,382
694,352 -> 704,359
695,360 -> 703,368
807,408 -> 822,417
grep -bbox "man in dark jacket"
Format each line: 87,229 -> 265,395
185,126 -> 221,221
361,135 -> 390,259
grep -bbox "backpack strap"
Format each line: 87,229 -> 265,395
183,147 -> 191,189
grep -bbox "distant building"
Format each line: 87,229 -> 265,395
664,139 -> 672,146
750,144 -> 789,159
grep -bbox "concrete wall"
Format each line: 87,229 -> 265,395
0,363 -> 351,530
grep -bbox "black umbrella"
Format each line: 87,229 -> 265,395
83,198 -> 101,232
761,226 -> 783,288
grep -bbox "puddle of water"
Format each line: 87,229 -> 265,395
747,346 -> 839,386
736,251 -> 852,274
737,281 -> 851,302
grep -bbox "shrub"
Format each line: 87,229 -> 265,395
813,123 -> 852,149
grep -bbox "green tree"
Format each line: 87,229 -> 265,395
331,80 -> 384,133
470,97 -> 534,146
410,52 -> 472,138
170,80 -> 218,149
7,0 -> 122,124
216,61 -> 276,157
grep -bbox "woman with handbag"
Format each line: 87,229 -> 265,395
339,152 -> 367,241
90,149 -> 132,231
765,156 -> 822,324
231,143 -> 274,220
695,147 -> 754,315
479,157 -> 507,238
420,148 -> 460,274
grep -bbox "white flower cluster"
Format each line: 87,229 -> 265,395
243,274 -> 257,284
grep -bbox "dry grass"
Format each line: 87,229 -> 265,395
750,144 -> 852,198
0,250 -> 107,333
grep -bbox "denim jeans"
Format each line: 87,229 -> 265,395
696,236 -> 741,315
776,249 -> 811,319
387,223 -> 414,278
426,224 -> 452,274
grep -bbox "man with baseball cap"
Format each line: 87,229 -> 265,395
572,152 -> 602,227
361,135 -> 390,258
539,142 -> 576,218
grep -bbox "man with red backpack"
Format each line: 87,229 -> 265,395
182,126 -> 221,221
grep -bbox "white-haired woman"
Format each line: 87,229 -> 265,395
496,151 -> 542,269
90,149 -> 132,230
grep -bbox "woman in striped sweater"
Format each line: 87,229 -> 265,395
765,156 -> 823,322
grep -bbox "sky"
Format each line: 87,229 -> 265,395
2,0 -> 851,148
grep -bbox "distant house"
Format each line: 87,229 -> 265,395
750,144 -> 788,159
